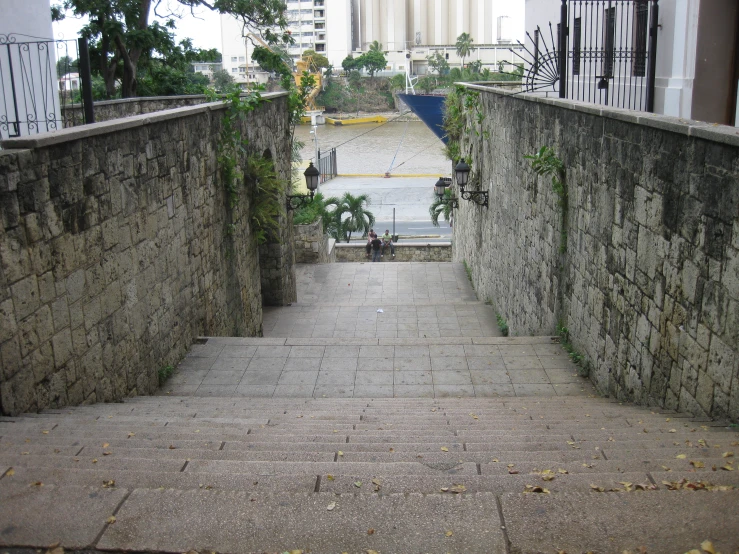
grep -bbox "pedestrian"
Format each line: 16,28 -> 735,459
381,229 -> 395,258
370,233 -> 382,262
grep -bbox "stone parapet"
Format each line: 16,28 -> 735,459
293,218 -> 334,264
335,242 -> 452,263
0,93 -> 292,415
454,83 -> 739,420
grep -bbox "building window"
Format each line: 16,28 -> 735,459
603,6 -> 616,77
315,44 -> 325,52
232,68 -> 238,73
314,9 -> 324,17
239,67 -> 245,73
314,22 -> 325,29
573,17 -> 581,75
301,9 -> 312,14
231,56 -> 238,62
633,0 -> 649,77
239,56 -> 245,62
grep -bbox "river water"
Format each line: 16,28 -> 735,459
294,120 -> 450,176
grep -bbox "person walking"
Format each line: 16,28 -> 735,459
370,233 -> 383,262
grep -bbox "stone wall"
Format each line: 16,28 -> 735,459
453,84 -> 739,420
63,95 -> 212,125
336,242 -> 452,262
0,93 -> 293,415
294,218 -> 335,264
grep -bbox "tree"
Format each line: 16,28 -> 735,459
337,192 -> 375,242
368,40 -> 382,52
357,50 -> 386,78
212,68 -> 236,91
52,0 -> 290,98
467,59 -> 482,74
56,55 -> 77,76
302,49 -> 329,70
341,54 -> 358,73
427,51 -> 449,76
429,188 -> 454,227
455,32 -> 474,68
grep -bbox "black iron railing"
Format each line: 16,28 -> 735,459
1,34 -> 94,140
559,0 -> 659,112
317,147 -> 337,183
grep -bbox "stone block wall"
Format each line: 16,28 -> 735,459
454,85 -> 739,420
294,218 -> 335,264
335,242 -> 452,262
62,95 -> 213,125
0,93 -> 292,415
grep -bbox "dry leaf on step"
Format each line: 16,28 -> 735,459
676,454 -> 687,459
445,530 -> 453,537
106,516 -> 116,524
441,447 -> 449,452
723,451 -> 734,458
701,540 -> 716,554
326,502 -> 336,511
690,460 -> 705,468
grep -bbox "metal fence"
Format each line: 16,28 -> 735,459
1,34 -> 94,140
317,147 -> 337,184
559,0 -> 659,111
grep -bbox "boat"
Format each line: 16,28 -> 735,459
397,93 -> 447,143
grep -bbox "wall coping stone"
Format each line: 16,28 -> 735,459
0,91 -> 289,150
460,83 -> 739,147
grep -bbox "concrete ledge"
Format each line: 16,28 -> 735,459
460,82 -> 739,146
334,242 -> 452,263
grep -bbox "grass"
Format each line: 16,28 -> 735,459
463,260 -> 473,288
158,365 -> 175,386
485,299 -> 510,336
556,323 -> 589,377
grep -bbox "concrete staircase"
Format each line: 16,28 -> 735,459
1,263 -> 738,552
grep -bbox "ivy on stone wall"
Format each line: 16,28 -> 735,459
442,86 -> 486,163
525,146 -> 568,253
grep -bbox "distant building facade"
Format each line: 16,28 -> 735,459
221,0 -> 524,77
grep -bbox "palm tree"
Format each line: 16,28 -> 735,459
455,33 -> 474,69
429,189 -> 454,227
368,40 -> 383,52
338,192 -> 375,242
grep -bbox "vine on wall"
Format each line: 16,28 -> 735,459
442,86 -> 487,163
525,146 -> 568,253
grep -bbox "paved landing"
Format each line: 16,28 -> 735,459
160,336 -> 596,398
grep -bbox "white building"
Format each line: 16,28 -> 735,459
524,0 -> 739,126
191,62 -> 222,81
0,0 -> 62,138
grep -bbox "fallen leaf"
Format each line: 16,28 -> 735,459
127,432 -> 135,438
558,468 -> 569,474
326,502 -> 336,511
665,418 -> 671,422
338,451 -> 344,457
661,465 -> 671,471
388,447 -> 394,452
326,474 -> 334,481
492,458 -> 499,463
366,551 -> 379,554
169,445 -> 176,450
669,429 -> 676,433
102,443 -> 109,448
440,487 -> 449,492
542,474 -> 555,482
42,430 -> 49,434
107,516 -> 116,524
723,451 -> 735,458
690,460 -> 705,468
21,452 -> 29,455
469,413 -> 478,420
449,484 -> 467,493
590,484 -> 605,492
441,447 -> 449,452
676,454 -> 687,459
354,481 -> 362,488
508,469 -> 519,474
721,464 -> 735,471
367,529 -> 375,535
92,459 -> 98,464
371,478 -> 381,486
634,483 -> 657,491
701,540 -> 716,554
31,481 -> 43,487
102,480 -> 115,488
445,531 -> 453,537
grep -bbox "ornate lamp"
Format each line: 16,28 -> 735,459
454,158 -> 488,208
287,162 -> 320,211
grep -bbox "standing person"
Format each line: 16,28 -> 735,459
365,228 -> 377,258
381,229 -> 395,258
370,233 -> 383,262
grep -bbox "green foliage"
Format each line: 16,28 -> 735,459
157,365 -> 174,386
302,49 -> 329,70
495,313 -> 509,337
358,50 -> 387,77
556,323 -> 588,376
429,188 -> 454,227
524,146 -> 568,252
245,154 -> 289,244
442,86 -> 483,159
342,54 -> 358,72
56,55 -> 77,76
292,192 -> 340,228
54,0 -> 289,98
463,260 -> 474,289
368,40 -> 383,52
337,192 -> 375,242
427,51 -> 449,76
212,69 -> 237,92
455,32 -> 474,66
388,73 -> 406,91
137,62 -> 210,96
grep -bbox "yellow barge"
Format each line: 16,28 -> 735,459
325,115 -> 388,125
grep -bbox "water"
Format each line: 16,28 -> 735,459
294,120 -> 450,176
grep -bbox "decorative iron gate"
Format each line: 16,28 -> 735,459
317,147 -> 337,184
559,0 -> 659,111
510,0 -> 659,112
1,34 -> 94,140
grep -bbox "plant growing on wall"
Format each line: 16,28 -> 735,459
525,146 -> 568,252
442,86 -> 486,161
244,154 -> 289,245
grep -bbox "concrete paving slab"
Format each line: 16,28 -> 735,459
0,483 -> 127,548
501,490 -> 739,553
98,489 -> 506,553
353,385 -> 395,397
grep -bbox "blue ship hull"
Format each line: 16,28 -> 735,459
398,93 -> 447,143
